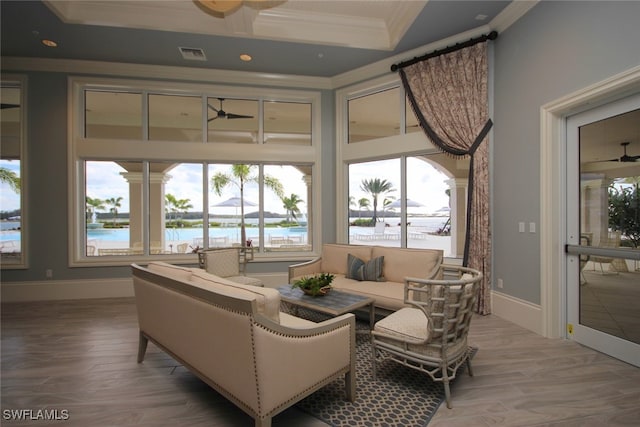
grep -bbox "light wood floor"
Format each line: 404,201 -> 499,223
2,298 -> 639,426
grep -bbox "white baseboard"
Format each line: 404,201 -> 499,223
491,290 -> 543,336
1,272 -> 290,302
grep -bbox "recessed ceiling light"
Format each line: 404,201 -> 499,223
240,54 -> 252,62
42,39 -> 58,47
475,14 -> 488,21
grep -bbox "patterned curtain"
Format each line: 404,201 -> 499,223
399,42 -> 492,314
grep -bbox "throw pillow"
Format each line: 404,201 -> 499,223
346,253 -> 365,279
346,253 -> 385,282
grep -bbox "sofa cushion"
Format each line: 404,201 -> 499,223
204,248 -> 240,277
190,269 -> 280,323
147,261 -> 192,282
331,276 -> 406,311
371,246 -> 442,283
226,275 -> 264,287
321,244 -> 371,274
346,254 -> 385,281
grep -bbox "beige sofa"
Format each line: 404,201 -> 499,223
132,261 -> 356,427
289,244 -> 443,312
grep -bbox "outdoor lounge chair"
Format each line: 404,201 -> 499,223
371,264 -> 483,408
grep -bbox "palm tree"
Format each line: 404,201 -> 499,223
211,164 -> 284,244
348,196 -> 356,217
165,194 -> 193,227
360,178 -> 396,224
282,193 -> 303,223
0,167 -> 20,193
105,196 -> 123,227
358,197 -> 370,218
86,196 -> 105,223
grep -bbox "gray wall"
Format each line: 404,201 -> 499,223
1,72 -> 335,283
492,1 -> 640,304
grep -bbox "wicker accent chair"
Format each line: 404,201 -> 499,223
371,264 -> 483,409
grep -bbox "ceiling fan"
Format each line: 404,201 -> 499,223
207,98 -> 254,121
601,142 -> 640,163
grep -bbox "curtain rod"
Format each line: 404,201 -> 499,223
390,30 -> 498,72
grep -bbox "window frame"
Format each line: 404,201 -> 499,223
1,74 -> 28,270
69,77 -> 322,266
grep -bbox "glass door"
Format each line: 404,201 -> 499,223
566,94 -> 640,367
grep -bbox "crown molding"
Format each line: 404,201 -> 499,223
1,57 -> 333,90
491,0 -> 540,34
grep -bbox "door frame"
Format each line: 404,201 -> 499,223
540,65 -> 640,339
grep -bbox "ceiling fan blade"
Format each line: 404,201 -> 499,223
225,113 -> 254,119
207,103 -> 219,113
1,103 -> 19,109
208,116 -> 218,122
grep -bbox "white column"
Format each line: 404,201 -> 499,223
445,178 -> 468,258
121,171 -> 170,249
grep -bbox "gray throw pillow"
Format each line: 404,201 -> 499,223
347,253 -> 385,281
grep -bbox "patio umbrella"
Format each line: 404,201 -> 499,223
212,197 -> 258,242
212,196 -> 257,208
387,198 -> 425,208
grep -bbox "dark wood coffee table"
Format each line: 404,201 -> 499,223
277,285 -> 375,328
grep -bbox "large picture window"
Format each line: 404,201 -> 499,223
71,78 -> 320,265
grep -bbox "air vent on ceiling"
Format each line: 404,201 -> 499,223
179,47 -> 207,61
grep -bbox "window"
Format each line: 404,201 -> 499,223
71,78 -> 320,265
149,94 -> 202,142
349,159 -> 400,247
1,78 -> 26,268
348,87 -> 400,143
207,98 -> 258,143
337,77 -> 463,259
85,91 -> 142,139
264,101 -> 312,145
348,157 -> 451,255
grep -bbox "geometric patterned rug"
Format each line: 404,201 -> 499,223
296,330 -> 446,427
